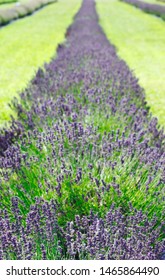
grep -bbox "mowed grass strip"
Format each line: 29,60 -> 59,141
96,0 -> 165,128
0,0 -> 82,127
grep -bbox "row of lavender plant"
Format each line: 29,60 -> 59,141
0,0 -> 165,259
0,0 -> 16,4
0,0 -> 57,27
120,0 -> 165,20
0,199 -> 164,259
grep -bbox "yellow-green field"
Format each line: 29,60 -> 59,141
0,0 -> 82,127
96,0 -> 165,127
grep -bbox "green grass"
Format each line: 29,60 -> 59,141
96,0 -> 165,128
0,0 -> 82,127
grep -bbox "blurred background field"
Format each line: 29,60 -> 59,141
0,0 -> 164,128
0,0 -> 81,127
97,0 -> 165,127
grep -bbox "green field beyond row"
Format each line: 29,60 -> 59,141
0,0 -> 82,127
96,0 -> 165,128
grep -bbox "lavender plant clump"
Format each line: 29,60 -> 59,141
0,0 -> 57,27
66,205 -> 164,260
0,0 -> 165,259
0,198 -> 63,260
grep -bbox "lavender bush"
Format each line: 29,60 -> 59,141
121,0 -> 165,20
65,204 -> 165,260
0,201 -> 164,260
0,0 -> 57,26
0,0 -> 165,259
0,198 -> 63,260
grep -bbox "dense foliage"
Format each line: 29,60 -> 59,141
0,0 -> 57,26
0,0 -> 165,259
121,0 -> 165,20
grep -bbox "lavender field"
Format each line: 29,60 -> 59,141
0,0 -> 165,260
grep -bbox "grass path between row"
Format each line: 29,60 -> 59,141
0,0 -> 82,127
96,0 -> 165,128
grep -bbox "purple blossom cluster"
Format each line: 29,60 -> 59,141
65,204 -> 164,260
0,198 -> 62,260
0,0 -> 165,259
121,0 -> 165,19
0,200 -> 164,260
